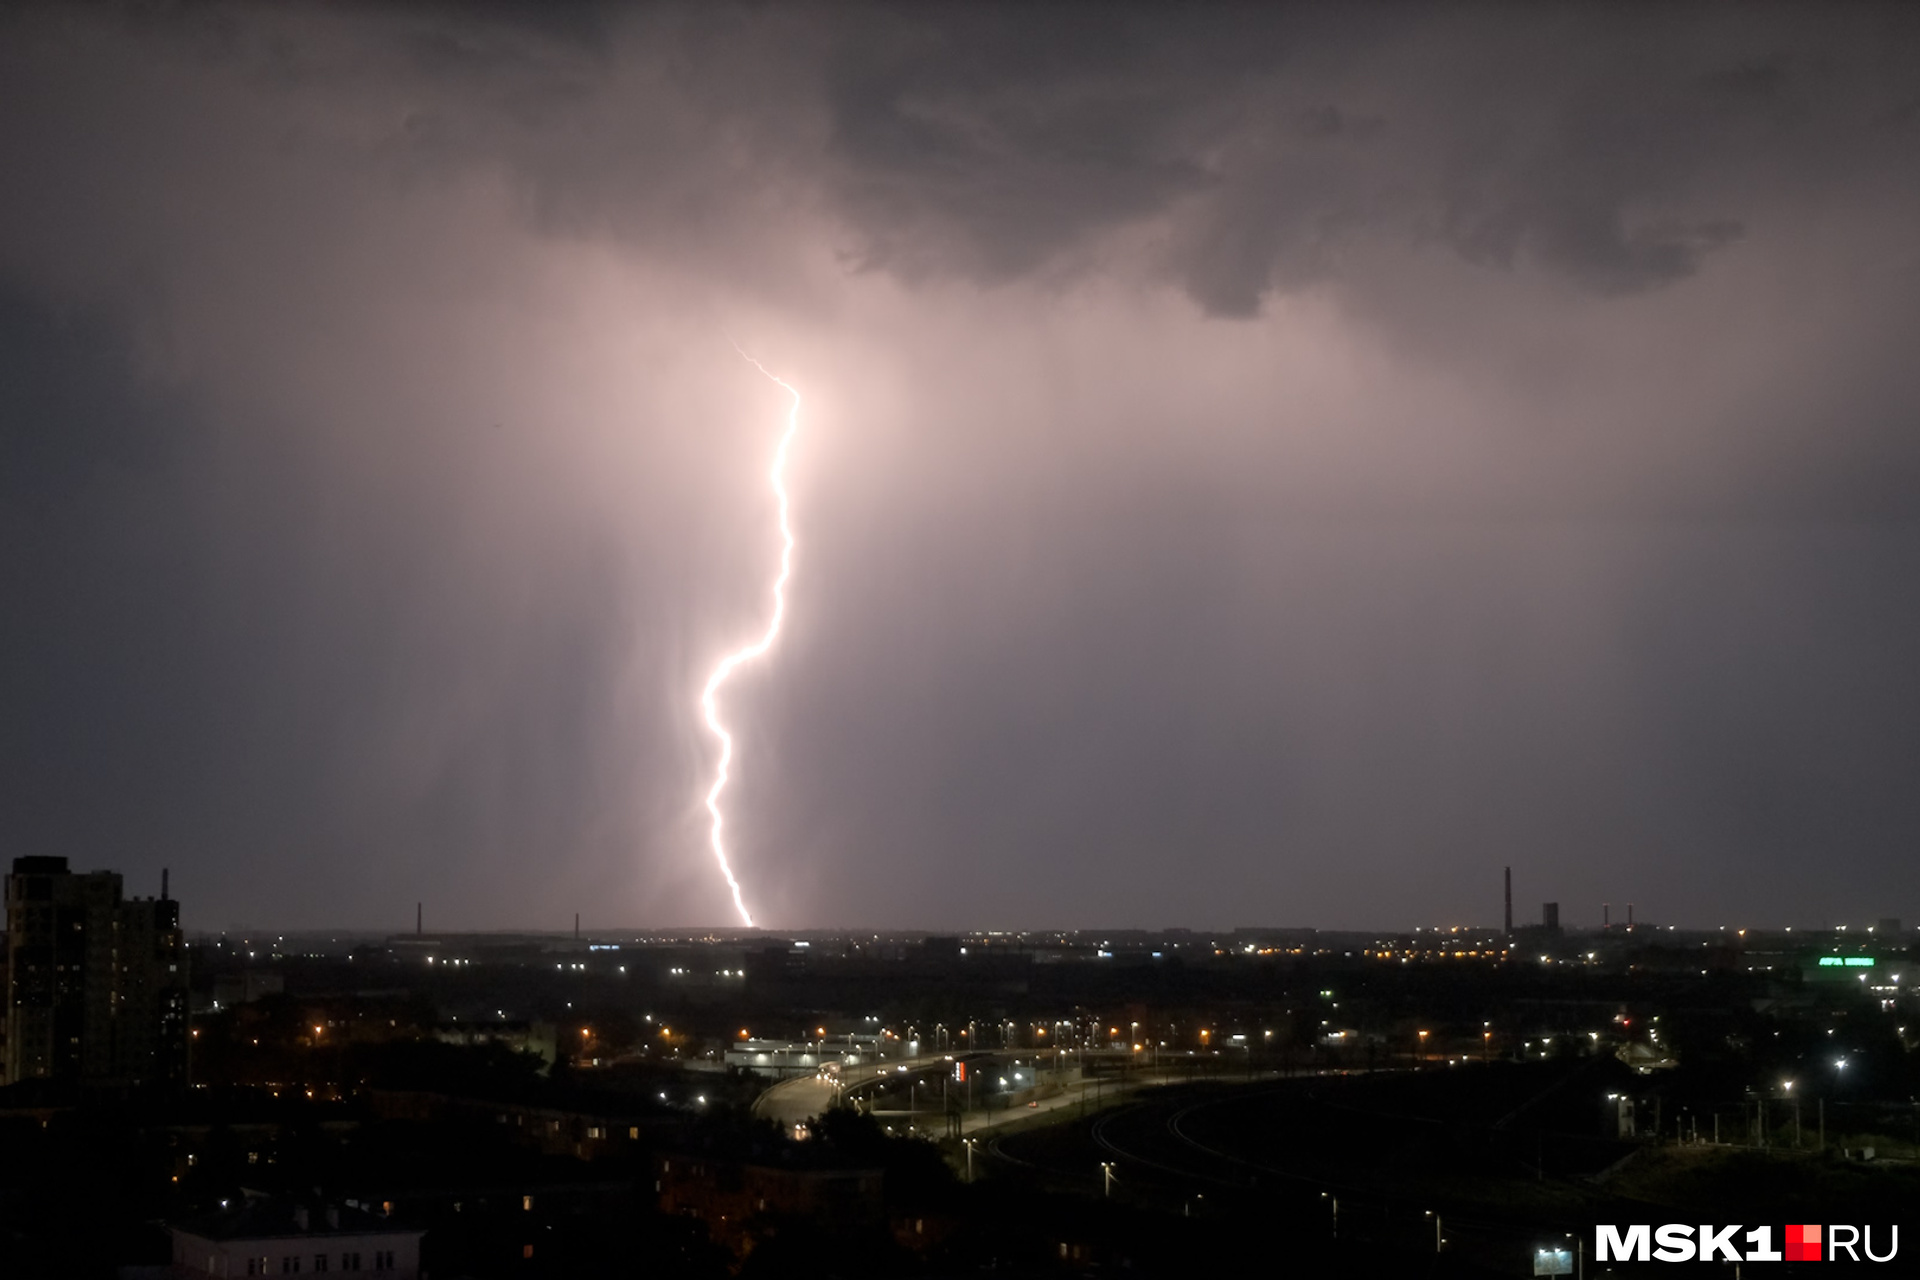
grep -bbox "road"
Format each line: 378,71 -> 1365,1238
957,1072 -> 1176,1136
756,1053 -> 1188,1135
752,1054 -> 954,1129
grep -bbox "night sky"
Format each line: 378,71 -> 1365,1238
4,5 -> 1919,933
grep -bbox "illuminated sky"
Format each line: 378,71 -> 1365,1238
3,5 -> 1919,932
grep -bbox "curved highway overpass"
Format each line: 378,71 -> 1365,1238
753,1053 -> 968,1129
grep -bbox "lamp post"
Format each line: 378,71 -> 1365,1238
963,1138 -> 976,1182
1427,1210 -> 1442,1253
1322,1191 -> 1338,1240
1100,1161 -> 1116,1198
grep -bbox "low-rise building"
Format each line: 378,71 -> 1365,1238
656,1152 -> 884,1256
168,1198 -> 424,1279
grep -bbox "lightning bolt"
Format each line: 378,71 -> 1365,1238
699,347 -> 802,928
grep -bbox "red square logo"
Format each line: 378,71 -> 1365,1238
1785,1223 -> 1822,1262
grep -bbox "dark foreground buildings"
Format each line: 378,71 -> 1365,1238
0,901 -> 1915,1276
1,855 -> 188,1087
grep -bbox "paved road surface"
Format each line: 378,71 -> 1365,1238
753,1055 -> 953,1128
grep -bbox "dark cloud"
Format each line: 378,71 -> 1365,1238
0,282 -> 675,928
789,8 -> 1920,313
0,291 -> 194,503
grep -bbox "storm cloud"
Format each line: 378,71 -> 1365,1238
3,3 -> 1918,931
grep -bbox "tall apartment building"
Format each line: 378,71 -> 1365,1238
2,856 -> 188,1087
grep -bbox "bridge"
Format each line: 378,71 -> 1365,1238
751,1053 -> 971,1131
752,1049 -> 1168,1137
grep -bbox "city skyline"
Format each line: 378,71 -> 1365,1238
4,5 -> 1920,931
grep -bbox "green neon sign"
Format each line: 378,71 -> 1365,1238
1816,956 -> 1875,967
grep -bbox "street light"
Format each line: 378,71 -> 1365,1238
1100,1161 -> 1116,1198
1427,1210 -> 1443,1253
1322,1191 -> 1338,1240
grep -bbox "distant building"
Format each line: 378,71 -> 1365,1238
723,1038 -> 833,1078
656,1152 -> 883,1257
169,1198 -> 423,1279
2,856 -> 188,1086
210,970 -> 285,1011
431,1018 -> 557,1070
1542,902 -> 1560,934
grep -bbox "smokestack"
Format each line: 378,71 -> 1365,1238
416,902 -> 422,936
1603,902 -> 1610,930
1628,903 -> 1635,930
1504,867 -> 1513,935
574,912 -> 580,940
161,868 -> 169,901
